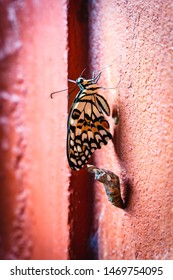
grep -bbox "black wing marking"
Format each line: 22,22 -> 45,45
67,92 -> 112,171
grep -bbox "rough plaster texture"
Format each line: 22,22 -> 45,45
89,0 -> 173,259
0,0 -> 69,259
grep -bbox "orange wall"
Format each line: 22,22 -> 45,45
0,0 -> 69,260
89,0 -> 173,259
0,0 -> 173,260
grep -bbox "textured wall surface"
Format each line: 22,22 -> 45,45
89,0 -> 173,259
0,0 -> 69,259
0,0 -> 173,260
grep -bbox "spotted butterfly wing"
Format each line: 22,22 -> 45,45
67,72 -> 112,171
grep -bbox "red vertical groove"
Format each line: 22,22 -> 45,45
67,0 -> 94,259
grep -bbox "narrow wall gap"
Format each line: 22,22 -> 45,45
67,0 -> 96,259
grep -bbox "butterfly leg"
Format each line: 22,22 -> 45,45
92,71 -> 102,83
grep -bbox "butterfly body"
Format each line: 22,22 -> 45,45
67,72 -> 112,171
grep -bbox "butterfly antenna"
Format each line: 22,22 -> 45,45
50,86 -> 77,99
68,79 -> 76,84
79,68 -> 86,77
68,68 -> 87,83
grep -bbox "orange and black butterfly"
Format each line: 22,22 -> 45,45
51,71 -> 112,171
67,71 -> 112,171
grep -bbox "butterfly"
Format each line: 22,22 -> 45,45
66,71 -> 112,171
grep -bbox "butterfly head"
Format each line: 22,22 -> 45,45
76,76 -> 96,89
76,77 -> 84,85
76,76 -> 88,90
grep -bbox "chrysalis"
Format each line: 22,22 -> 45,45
87,165 -> 125,209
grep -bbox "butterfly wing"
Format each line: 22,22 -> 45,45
67,91 -> 112,171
